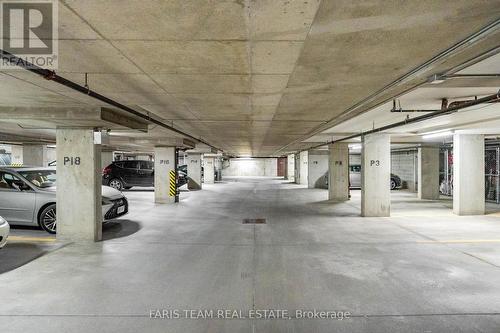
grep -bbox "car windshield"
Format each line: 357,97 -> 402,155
19,170 -> 57,188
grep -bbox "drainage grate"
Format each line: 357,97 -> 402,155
242,218 -> 266,224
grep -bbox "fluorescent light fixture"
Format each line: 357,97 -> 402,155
422,130 -> 453,140
349,144 -> 362,149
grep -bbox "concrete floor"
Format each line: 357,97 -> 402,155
2,177 -> 500,332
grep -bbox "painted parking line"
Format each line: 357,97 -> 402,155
7,236 -> 56,243
417,239 -> 500,244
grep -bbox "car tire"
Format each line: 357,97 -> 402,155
108,178 -> 124,191
390,179 -> 397,190
39,204 -> 57,234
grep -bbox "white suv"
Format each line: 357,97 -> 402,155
0,216 -> 9,248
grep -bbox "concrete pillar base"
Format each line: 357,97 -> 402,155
308,150 -> 328,189
361,134 -> 391,217
418,147 -> 440,200
204,156 -> 215,184
453,134 -> 485,215
187,153 -> 202,190
287,154 -> 295,182
328,143 -> 349,201
154,147 -> 176,204
56,128 -> 102,242
299,151 -> 308,185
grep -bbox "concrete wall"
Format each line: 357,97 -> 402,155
46,147 -> 56,165
222,158 -> 278,177
308,150 -> 328,189
350,154 -> 361,165
391,150 -> 417,191
352,151 -> 418,191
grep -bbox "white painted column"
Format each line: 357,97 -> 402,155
361,134 -> 391,217
56,128 -> 102,241
287,154 -> 295,182
10,145 -> 23,164
187,153 -> 202,190
453,134 -> 484,215
308,150 -> 328,189
418,147 -> 440,200
299,150 -> 308,185
154,147 -> 176,204
214,157 -> 223,181
328,143 -> 349,201
204,156 -> 215,184
101,151 -> 113,169
23,144 -> 49,167
294,154 -> 300,184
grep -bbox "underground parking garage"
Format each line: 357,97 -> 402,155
0,1 -> 499,332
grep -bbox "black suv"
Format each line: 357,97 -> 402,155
102,160 -> 187,191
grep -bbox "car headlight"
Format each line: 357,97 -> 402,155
0,217 -> 6,226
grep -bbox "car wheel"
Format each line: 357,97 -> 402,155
390,179 -> 397,190
108,178 -> 123,191
39,204 -> 57,234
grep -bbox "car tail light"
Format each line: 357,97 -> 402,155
102,166 -> 112,175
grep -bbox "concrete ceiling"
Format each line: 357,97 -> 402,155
0,1 -> 499,156
302,49 -> 500,149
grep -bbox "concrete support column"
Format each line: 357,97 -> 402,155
299,150 -> 308,185
187,153 -> 202,190
204,156 -> 215,184
10,145 -> 23,164
56,128 -> 102,241
23,144 -> 48,167
453,134 -> 485,215
154,147 -> 176,204
328,143 -> 349,201
214,157 -> 223,181
101,151 -> 113,169
308,150 -> 328,189
361,134 -> 391,217
287,154 -> 295,182
418,147 -> 440,200
294,154 -> 300,184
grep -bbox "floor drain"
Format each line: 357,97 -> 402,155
243,218 -> 266,224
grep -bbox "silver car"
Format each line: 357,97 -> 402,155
349,164 -> 402,190
0,167 -> 128,234
0,216 -> 9,248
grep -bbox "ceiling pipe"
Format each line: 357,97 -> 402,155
443,73 -> 500,79
390,98 -> 445,113
303,89 -> 500,151
0,49 -> 221,152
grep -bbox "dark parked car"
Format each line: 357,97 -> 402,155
102,160 -> 187,191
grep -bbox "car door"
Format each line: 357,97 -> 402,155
0,171 -> 36,225
138,161 -> 154,186
121,161 -> 140,185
